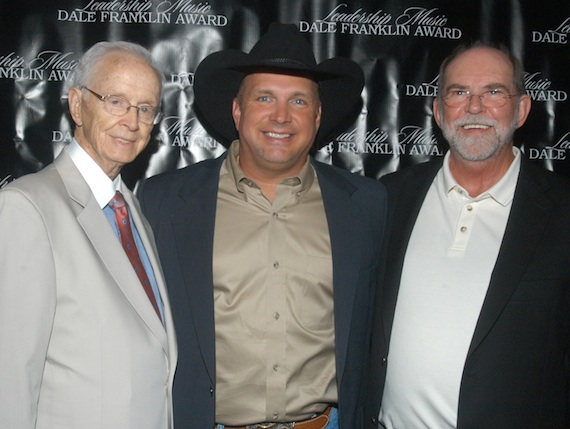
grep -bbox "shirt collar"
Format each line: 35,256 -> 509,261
224,140 -> 315,195
66,139 -> 122,208
440,146 -> 521,205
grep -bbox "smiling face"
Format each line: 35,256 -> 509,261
231,72 -> 322,181
434,47 -> 531,165
68,51 -> 161,179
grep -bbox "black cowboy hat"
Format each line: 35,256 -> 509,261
193,22 -> 365,147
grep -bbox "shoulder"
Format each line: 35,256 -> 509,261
145,156 -> 224,188
138,155 -> 225,219
311,161 -> 387,227
0,165 -> 68,233
517,160 -> 570,224
1,164 -> 61,204
140,155 -> 224,200
379,158 -> 442,190
312,159 -> 385,196
520,157 -> 570,195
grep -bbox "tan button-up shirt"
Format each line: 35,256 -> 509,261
213,141 -> 337,425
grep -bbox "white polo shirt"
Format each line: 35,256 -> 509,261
379,148 -> 521,429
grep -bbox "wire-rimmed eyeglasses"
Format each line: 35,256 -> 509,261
81,86 -> 163,125
442,88 -> 517,108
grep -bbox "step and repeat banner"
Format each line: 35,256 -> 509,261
1,0 -> 569,190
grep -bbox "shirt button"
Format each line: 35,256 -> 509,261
273,413 -> 279,419
460,226 -> 467,232
272,212 -> 278,217
273,261 -> 279,269
273,312 -> 280,320
273,364 -> 279,371
466,205 -> 473,211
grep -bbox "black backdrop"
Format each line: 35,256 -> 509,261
1,0 -> 569,191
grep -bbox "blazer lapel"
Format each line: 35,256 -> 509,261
55,152 -> 168,351
168,156 -> 225,385
314,162 -> 362,385
124,189 -> 172,352
467,159 -> 554,357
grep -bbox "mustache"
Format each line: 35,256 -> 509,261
454,115 -> 497,128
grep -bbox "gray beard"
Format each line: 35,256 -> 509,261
442,113 -> 518,162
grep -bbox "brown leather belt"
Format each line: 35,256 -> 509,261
222,406 -> 332,429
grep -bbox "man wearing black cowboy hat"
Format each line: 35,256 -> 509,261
140,22 -> 387,429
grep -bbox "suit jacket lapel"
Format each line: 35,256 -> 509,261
380,157 -> 555,359
54,152 -> 169,353
124,188 -> 172,353
467,159 -> 554,356
313,161 -> 361,385
169,156 -> 225,385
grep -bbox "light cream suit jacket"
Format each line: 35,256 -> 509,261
0,149 -> 177,429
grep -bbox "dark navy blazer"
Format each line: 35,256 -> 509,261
140,152 -> 387,429
366,156 -> 570,429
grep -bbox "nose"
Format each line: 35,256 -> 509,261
121,106 -> 140,129
270,100 -> 291,124
466,93 -> 484,114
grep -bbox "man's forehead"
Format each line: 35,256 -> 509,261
92,54 -> 159,87
444,48 -> 514,86
449,47 -> 512,73
241,72 -> 320,94
95,52 -> 146,73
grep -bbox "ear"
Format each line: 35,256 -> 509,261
231,98 -> 241,131
68,87 -> 84,127
515,94 -> 531,129
433,97 -> 442,128
315,104 -> 322,128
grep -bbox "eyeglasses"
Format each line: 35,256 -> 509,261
442,88 -> 517,108
81,86 -> 163,125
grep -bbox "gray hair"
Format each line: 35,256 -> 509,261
72,41 -> 164,97
437,41 -> 527,98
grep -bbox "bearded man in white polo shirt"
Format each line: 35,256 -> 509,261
366,42 -> 570,429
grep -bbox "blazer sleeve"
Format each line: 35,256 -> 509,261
0,188 -> 57,429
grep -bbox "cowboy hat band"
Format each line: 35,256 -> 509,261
193,22 -> 365,147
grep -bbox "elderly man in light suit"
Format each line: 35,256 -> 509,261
0,41 -> 177,429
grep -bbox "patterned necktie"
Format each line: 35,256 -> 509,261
108,191 -> 161,321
